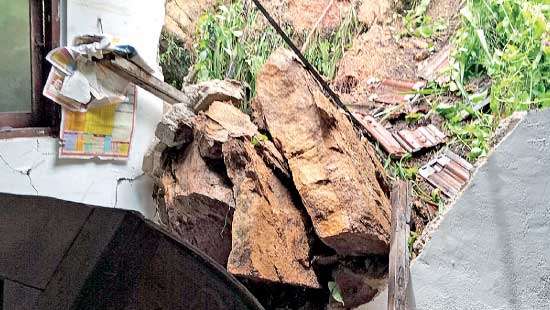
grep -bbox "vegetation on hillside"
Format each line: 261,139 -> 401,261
194,1 -> 361,103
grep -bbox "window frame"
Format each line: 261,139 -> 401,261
0,0 -> 61,139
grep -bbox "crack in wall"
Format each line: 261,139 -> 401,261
0,152 -> 43,195
113,173 -> 145,208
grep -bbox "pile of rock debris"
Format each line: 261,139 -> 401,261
144,49 -> 392,308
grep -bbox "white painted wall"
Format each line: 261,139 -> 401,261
0,0 -> 165,219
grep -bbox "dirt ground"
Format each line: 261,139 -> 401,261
332,0 -> 467,242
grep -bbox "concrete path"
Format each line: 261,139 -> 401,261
361,109 -> 550,310
410,108 -> 550,309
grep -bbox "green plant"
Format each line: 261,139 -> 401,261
159,30 -> 192,89
405,111 -> 425,124
402,0 -> 447,38
384,153 -> 419,180
303,7 -> 360,79
328,281 -> 344,305
194,0 -> 361,111
434,98 -> 494,161
408,231 -> 419,253
251,133 -> 268,146
453,0 -> 550,115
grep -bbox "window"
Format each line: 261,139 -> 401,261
0,0 -> 61,138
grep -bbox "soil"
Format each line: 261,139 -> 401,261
331,0 -> 474,247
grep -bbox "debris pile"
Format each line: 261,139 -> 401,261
145,49 -> 392,307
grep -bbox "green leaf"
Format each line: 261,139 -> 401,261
405,112 -> 424,124
251,133 -> 268,146
328,281 -> 344,305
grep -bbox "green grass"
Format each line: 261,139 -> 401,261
194,1 -> 287,105
453,0 -> 550,115
193,0 -> 361,110
414,0 -> 549,162
447,0 -> 549,160
402,0 -> 447,38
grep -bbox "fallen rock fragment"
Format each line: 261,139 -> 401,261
155,103 -> 195,147
194,100 -> 258,159
223,138 -> 320,288
253,49 -> 391,256
371,79 -> 426,105
332,257 -> 388,308
187,79 -> 246,112
195,101 -> 290,177
156,140 -> 235,266
417,44 -> 451,85
142,137 -> 168,179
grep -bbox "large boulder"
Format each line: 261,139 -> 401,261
252,49 -> 391,256
155,140 -> 235,266
223,138 -> 320,289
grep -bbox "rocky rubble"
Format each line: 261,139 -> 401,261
146,49 -> 392,307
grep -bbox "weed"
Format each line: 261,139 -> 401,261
402,0 -> 447,38
251,133 -> 268,146
405,111 -> 425,124
303,7 -> 361,79
384,153 -> 419,181
408,231 -> 419,253
328,281 -> 344,305
159,30 -> 192,89
194,0 -> 361,111
453,0 -> 549,115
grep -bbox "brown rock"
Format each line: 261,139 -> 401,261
332,257 -> 388,307
156,140 -> 235,266
223,138 -> 320,288
194,100 -> 258,160
142,137 -> 168,179
164,0 -> 218,48
253,49 -> 391,256
155,103 -> 195,147
191,80 -> 246,112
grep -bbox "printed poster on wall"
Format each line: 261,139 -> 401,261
58,85 -> 137,160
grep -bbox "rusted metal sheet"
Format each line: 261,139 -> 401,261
417,44 -> 451,85
419,150 -> 474,197
393,125 -> 447,153
371,79 -> 426,105
354,113 -> 407,157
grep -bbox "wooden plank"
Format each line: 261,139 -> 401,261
2,280 -> 42,310
100,57 -> 191,105
388,181 -> 414,310
36,208 -> 127,309
0,194 -> 92,289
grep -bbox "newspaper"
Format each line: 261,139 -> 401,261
58,86 -> 137,160
43,34 -> 151,160
43,68 -> 87,112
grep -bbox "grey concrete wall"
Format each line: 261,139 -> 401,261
411,108 -> 550,309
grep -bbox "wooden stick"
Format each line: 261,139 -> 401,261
100,56 -> 192,106
300,0 -> 335,53
388,180 -> 415,310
